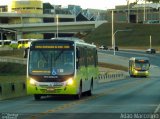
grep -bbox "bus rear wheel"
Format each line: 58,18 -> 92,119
87,81 -> 93,96
34,94 -> 41,100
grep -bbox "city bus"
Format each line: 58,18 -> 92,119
17,39 -> 37,49
0,40 -> 11,47
27,38 -> 99,100
129,57 -> 150,77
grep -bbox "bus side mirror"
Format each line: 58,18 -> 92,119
76,48 -> 80,69
76,58 -> 79,69
76,49 -> 80,59
23,48 -> 29,58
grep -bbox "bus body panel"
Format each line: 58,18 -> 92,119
27,65 -> 99,95
130,69 -> 149,77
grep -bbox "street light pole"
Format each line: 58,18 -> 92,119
144,0 -> 146,22
113,29 -> 132,55
112,10 -> 114,49
127,0 -> 130,23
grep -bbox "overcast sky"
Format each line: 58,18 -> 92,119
0,0 -> 135,10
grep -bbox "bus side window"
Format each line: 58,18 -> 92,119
94,49 -> 98,67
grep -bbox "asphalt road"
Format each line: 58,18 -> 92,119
0,50 -> 160,119
100,49 -> 160,67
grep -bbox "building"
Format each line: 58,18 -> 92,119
0,5 -> 8,12
8,0 -> 43,39
0,0 -> 107,40
82,9 -> 107,21
107,3 -> 160,23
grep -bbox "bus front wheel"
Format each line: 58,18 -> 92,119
75,84 -> 82,100
34,94 -> 41,100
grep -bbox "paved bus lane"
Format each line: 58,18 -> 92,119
0,52 -> 160,119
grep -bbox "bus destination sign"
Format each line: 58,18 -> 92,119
35,45 -> 70,49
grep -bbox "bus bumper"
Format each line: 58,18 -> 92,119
26,79 -> 78,95
133,70 -> 149,77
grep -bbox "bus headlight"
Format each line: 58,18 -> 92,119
134,70 -> 138,74
145,71 -> 149,74
30,78 -> 37,85
67,78 -> 73,85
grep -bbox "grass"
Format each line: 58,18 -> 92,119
0,75 -> 26,83
0,62 -> 26,83
84,23 -> 160,50
0,49 -> 24,58
98,62 -> 128,72
0,62 -> 26,76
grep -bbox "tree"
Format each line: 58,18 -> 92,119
133,0 -> 160,4
146,0 -> 160,3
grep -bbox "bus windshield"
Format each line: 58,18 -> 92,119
135,62 -> 150,71
29,49 -> 74,76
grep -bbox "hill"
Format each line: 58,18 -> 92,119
84,23 -> 160,49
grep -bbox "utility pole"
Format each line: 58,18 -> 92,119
144,0 -> 146,22
56,14 -> 59,38
113,29 -> 132,55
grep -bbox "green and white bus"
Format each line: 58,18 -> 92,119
27,38 -> 99,100
129,57 -> 150,77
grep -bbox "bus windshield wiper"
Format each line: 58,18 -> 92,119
40,51 -> 48,62
54,50 -> 64,61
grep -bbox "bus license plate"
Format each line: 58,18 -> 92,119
47,88 -> 54,91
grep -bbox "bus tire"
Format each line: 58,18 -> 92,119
87,80 -> 93,96
34,94 -> 41,100
75,83 -> 82,100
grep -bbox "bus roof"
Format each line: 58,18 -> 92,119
18,39 -> 38,41
31,37 -> 96,48
51,37 -> 85,43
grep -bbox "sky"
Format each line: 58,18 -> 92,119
0,0 -> 134,10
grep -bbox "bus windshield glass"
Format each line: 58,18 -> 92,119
135,60 -> 150,71
29,43 -> 74,76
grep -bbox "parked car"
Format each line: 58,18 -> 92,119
146,48 -> 156,54
143,20 -> 159,24
110,46 -> 119,51
99,45 -> 108,50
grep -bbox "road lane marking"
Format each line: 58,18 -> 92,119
154,104 -> 160,113
24,79 -> 146,119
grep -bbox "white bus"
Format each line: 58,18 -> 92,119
0,40 -> 11,47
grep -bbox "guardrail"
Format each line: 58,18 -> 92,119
0,57 -> 27,65
98,71 -> 127,83
0,80 -> 26,100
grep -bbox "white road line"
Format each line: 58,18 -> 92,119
154,104 -> 160,113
